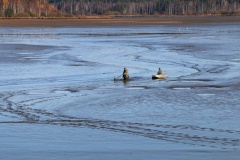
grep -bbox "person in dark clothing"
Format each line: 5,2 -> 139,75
122,68 -> 129,80
157,68 -> 162,75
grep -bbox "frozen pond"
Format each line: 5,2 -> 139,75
0,23 -> 240,160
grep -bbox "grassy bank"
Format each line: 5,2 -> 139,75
0,16 -> 240,27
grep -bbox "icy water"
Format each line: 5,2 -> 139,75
0,23 -> 240,160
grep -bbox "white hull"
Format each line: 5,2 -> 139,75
152,74 -> 168,79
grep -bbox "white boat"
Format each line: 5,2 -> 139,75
152,74 -> 168,79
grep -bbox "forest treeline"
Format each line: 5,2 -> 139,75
0,0 -> 57,17
1,0 -> 240,17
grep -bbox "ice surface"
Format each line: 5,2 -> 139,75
0,24 -> 240,159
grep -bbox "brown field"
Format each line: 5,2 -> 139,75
0,16 -> 240,27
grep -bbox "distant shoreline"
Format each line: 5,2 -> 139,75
1,16 -> 240,27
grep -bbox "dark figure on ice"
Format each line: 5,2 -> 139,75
157,68 -> 162,75
123,68 -> 129,80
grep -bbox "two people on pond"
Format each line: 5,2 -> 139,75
121,67 -> 162,80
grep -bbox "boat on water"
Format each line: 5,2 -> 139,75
152,74 -> 168,79
114,77 -> 130,81
113,74 -> 168,81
